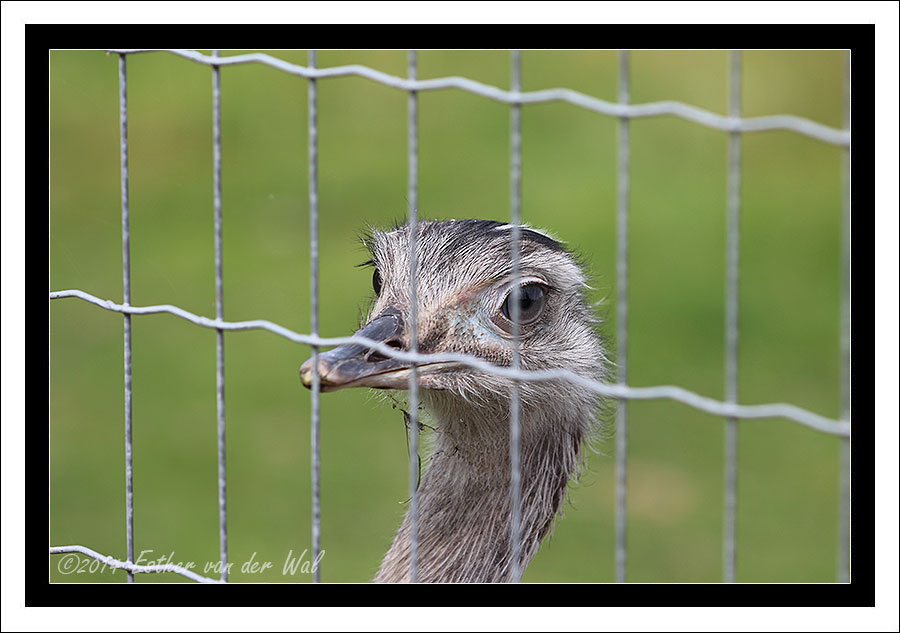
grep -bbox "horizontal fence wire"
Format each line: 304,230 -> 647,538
50,545 -> 223,583
105,50 -> 851,147
49,289 -> 850,437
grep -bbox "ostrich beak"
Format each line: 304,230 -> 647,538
300,307 -> 414,392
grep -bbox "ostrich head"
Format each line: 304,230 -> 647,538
300,219 -> 610,582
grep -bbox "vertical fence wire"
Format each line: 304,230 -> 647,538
837,48 -> 851,583
211,49 -> 229,582
615,49 -> 630,584
117,53 -> 135,584
723,49 -> 742,584
308,49 -> 322,584
508,50 -> 523,583
406,50 -> 420,583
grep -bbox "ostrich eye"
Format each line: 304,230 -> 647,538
500,283 -> 547,327
372,268 -> 382,295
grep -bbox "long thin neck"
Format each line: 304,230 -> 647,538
375,405 -> 583,583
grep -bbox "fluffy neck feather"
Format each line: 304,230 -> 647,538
374,396 -> 586,583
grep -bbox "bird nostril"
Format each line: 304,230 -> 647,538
366,339 -> 403,363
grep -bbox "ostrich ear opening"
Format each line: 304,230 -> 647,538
300,307 -> 411,392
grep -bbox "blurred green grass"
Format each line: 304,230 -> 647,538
49,50 -> 845,583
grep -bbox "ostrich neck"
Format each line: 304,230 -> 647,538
374,404 -> 583,583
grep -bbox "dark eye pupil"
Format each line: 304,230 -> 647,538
372,269 -> 382,295
502,284 -> 546,323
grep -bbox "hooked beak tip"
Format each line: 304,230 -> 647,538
299,358 -> 322,389
300,308 -> 407,392
299,365 -> 313,388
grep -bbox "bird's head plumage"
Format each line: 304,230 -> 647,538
301,219 -> 609,426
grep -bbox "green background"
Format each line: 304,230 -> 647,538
50,50 -> 847,582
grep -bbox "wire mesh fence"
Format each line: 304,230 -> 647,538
49,49 -> 851,583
